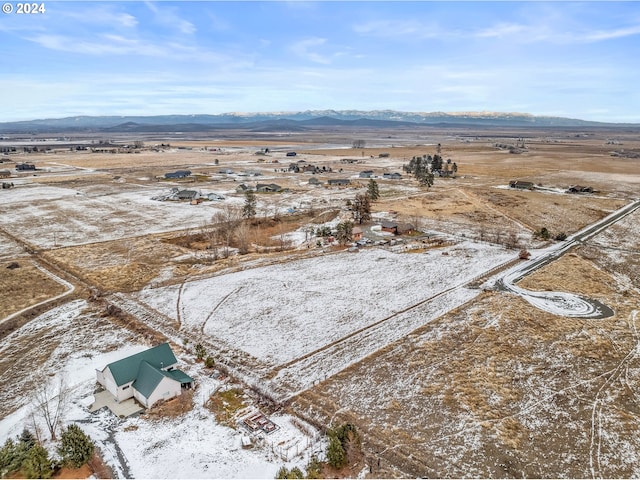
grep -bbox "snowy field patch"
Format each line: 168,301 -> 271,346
136,242 -> 515,368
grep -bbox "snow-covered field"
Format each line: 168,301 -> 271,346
0,301 -> 321,478
135,243 -> 516,391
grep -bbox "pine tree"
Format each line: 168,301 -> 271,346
367,179 -> 380,201
242,190 -> 257,219
22,444 -> 53,479
352,194 -> 371,224
335,221 -> 354,245
0,438 -> 18,478
57,424 -> 94,469
326,433 -> 346,468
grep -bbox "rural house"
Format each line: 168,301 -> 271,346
359,170 -> 374,178
308,177 -> 322,186
176,190 -> 200,201
380,221 -> 415,235
236,183 -> 252,193
0,170 -> 11,178
256,183 -> 283,193
96,343 -> 194,409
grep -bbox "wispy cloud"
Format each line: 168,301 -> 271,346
145,1 -> 196,35
290,37 -> 331,64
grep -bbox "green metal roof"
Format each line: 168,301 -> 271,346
132,361 -> 167,399
165,369 -> 194,384
106,343 -> 177,386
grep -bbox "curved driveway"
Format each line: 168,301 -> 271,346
495,199 -> 640,319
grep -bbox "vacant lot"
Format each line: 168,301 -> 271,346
292,251 -> 640,478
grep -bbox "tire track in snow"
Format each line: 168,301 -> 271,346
200,286 -> 243,334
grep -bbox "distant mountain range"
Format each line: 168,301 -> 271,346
0,110 -> 634,133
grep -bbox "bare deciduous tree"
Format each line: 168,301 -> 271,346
32,376 -> 70,441
211,205 -> 241,258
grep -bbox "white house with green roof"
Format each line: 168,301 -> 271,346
96,343 -> 194,409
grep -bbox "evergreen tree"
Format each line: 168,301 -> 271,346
57,424 -> 94,469
242,189 -> 257,219
326,433 -> 346,468
22,444 -> 53,479
367,179 -> 380,201
288,466 -> 304,478
335,221 -> 354,246
275,466 -> 289,479
0,438 -> 18,477
352,194 -> 371,224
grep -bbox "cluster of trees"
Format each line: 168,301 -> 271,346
0,425 -> 94,479
326,423 -> 361,469
403,149 -> 458,186
193,342 -> 215,368
533,227 -> 567,241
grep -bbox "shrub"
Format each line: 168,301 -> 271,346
22,444 -> 53,479
195,343 -> 206,361
57,424 -> 94,469
555,232 -> 567,241
204,356 -> 215,368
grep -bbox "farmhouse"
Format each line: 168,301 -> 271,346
256,183 -> 283,193
176,190 -> 200,201
236,183 -> 252,193
509,180 -> 535,190
96,343 -> 194,409
164,170 -> 192,179
380,221 -> 415,235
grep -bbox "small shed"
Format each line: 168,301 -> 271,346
0,170 -> 10,178
359,170 -> 374,178
352,226 -> 363,241
509,180 -> 534,190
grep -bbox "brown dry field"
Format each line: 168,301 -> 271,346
0,260 -> 68,319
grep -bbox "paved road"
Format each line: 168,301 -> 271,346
494,199 -> 640,318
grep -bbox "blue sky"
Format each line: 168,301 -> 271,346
1,1 -> 639,122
